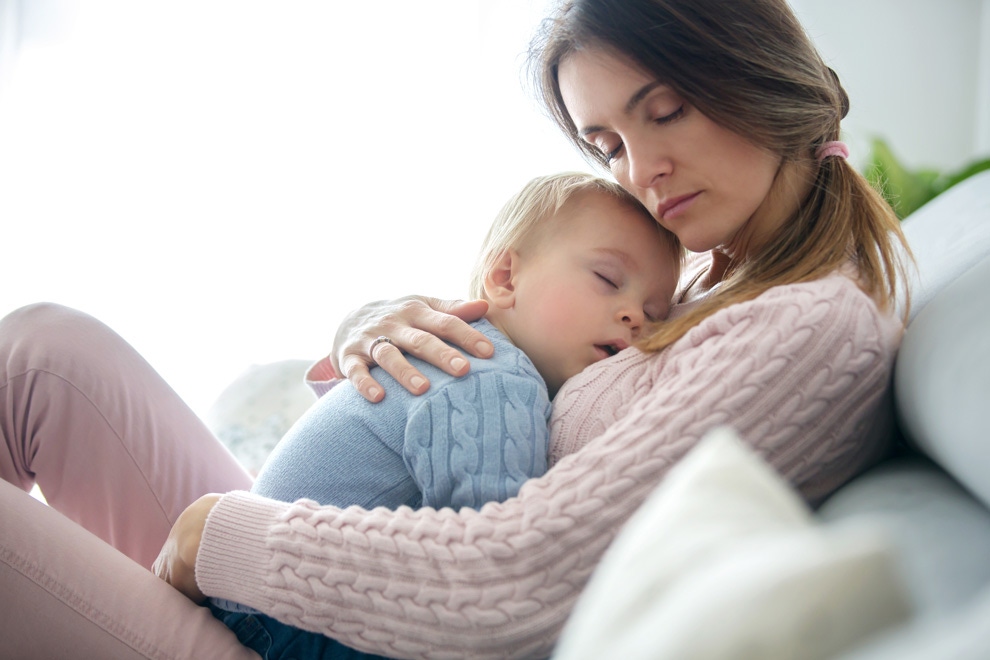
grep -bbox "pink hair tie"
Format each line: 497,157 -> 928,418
816,140 -> 849,161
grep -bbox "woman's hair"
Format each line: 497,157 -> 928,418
468,171 -> 681,300
529,0 -> 911,353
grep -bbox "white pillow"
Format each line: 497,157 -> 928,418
554,427 -> 912,660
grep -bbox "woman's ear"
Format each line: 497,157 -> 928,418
483,250 -> 518,309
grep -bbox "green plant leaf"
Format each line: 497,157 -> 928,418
935,158 -> 990,196
863,138 -> 932,218
862,138 -> 988,219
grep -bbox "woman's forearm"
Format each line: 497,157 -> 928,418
195,275 -> 901,659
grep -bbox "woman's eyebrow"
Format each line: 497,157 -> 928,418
577,81 -> 664,137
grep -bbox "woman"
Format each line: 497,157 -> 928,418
0,0 -> 909,658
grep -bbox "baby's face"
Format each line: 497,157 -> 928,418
507,192 -> 679,396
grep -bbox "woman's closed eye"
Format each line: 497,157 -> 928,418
596,106 -> 684,163
654,105 -> 684,126
605,144 -> 623,163
592,138 -> 622,163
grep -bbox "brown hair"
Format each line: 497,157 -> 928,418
468,171 -> 681,301
529,0 -> 911,352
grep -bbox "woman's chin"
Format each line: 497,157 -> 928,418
676,235 -> 722,254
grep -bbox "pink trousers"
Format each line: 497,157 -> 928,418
0,303 -> 260,659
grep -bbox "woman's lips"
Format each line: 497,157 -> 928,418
657,192 -> 700,221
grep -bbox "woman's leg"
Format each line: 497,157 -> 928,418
0,478 -> 259,659
0,302 -> 253,568
0,303 -> 259,657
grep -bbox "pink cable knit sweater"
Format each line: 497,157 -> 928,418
196,267 -> 902,659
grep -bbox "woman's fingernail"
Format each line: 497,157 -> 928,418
451,357 -> 467,372
368,386 -> 381,400
410,376 -> 427,390
476,341 -> 493,357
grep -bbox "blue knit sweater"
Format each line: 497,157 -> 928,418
250,318 -> 551,511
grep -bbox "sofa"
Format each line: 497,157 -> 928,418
539,169 -> 990,659
819,169 -> 990,658
209,170 -> 990,658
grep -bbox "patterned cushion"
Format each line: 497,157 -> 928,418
205,360 -> 316,475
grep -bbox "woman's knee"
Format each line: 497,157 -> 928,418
0,303 -> 125,378
1,302 -> 94,341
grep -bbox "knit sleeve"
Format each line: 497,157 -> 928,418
195,276 -> 901,659
403,371 -> 550,511
304,355 -> 343,398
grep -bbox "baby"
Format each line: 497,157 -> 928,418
211,172 -> 682,659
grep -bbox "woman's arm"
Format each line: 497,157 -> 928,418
332,297 -> 494,402
178,276 -> 901,659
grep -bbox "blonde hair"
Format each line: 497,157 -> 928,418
529,0 -> 912,353
469,172 -> 680,300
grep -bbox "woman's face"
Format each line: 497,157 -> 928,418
557,48 -> 787,257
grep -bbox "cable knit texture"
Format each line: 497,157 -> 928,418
250,318 -> 550,511
196,269 -> 902,659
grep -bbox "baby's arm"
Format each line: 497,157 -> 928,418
403,372 -> 551,510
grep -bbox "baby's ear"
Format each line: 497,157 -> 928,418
483,250 -> 518,309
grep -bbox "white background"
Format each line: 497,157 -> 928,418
0,0 -> 987,416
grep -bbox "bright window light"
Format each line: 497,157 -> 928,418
0,0 -> 590,415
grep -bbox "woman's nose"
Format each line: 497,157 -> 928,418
625,139 -> 671,190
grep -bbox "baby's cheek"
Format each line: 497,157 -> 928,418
540,295 -> 581,329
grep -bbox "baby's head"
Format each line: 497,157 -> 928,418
472,172 -> 681,397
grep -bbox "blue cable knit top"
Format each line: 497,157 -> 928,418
250,318 -> 551,511
211,318 -> 552,623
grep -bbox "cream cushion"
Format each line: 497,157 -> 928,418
554,427 -> 912,660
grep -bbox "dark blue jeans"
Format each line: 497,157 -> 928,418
209,602 -> 389,660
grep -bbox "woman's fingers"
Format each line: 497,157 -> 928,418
417,297 -> 495,359
333,296 -> 495,402
340,343 -> 425,403
342,361 -> 386,403
372,339 -> 431,393
340,329 -> 446,402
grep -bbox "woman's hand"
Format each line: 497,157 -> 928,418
333,296 -> 494,402
152,493 -> 222,604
